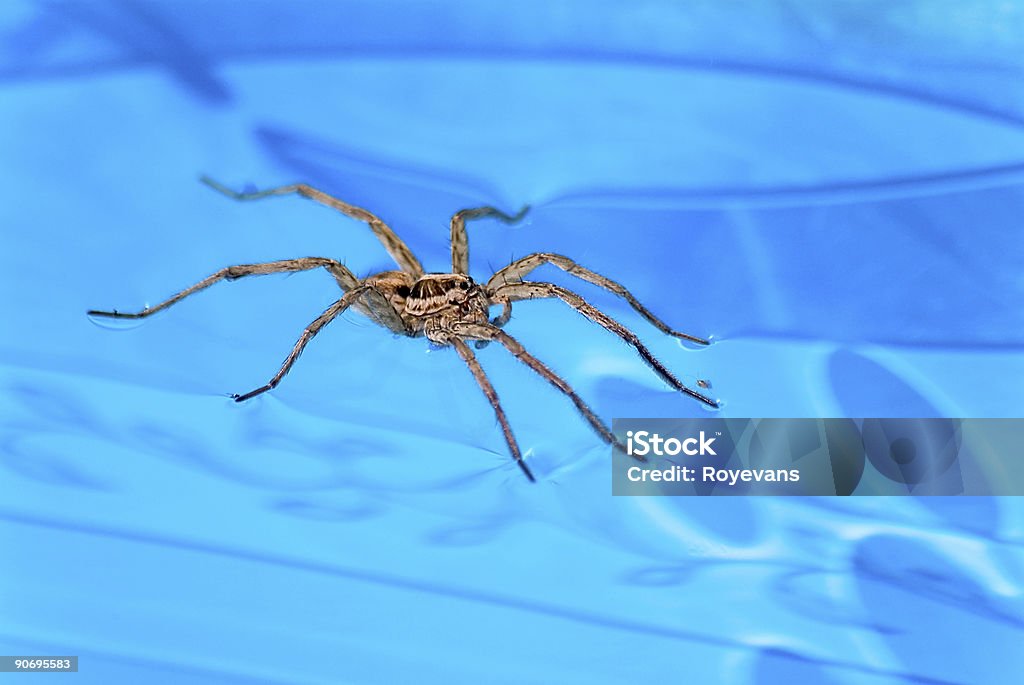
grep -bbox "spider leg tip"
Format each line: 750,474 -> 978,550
86,309 -> 123,319
674,332 -> 712,346
199,175 -> 237,196
517,461 -> 537,482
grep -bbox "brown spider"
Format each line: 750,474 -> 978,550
88,178 -> 718,481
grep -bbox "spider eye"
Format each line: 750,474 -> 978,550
459,281 -> 470,290
396,285 -> 410,297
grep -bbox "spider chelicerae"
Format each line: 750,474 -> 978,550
89,178 -> 718,481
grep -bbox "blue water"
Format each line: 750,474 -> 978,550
2,2 -> 1024,683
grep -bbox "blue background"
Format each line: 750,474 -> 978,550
2,1 -> 1023,683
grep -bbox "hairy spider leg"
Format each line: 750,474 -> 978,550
451,322 -> 632,456
451,338 -> 535,482
491,282 -> 718,408
233,285 -> 373,402
449,204 -> 530,275
488,252 -> 710,345
201,176 -> 424,277
88,258 -> 359,319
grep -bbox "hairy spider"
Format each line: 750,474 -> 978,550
88,178 -> 718,481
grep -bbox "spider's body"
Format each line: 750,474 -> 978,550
399,274 -> 489,339
89,178 -> 718,482
352,271 -> 489,341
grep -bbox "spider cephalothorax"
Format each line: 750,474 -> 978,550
401,274 -> 490,341
89,178 -> 718,482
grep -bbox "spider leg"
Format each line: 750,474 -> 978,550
473,299 -> 513,350
88,258 -> 359,320
490,299 -> 514,328
487,252 -> 710,345
201,176 -> 424,276
233,285 -> 370,402
450,204 -> 530,274
491,282 -> 718,408
453,323 -> 630,456
451,338 -> 535,482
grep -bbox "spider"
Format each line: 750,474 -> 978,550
88,178 -> 718,481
